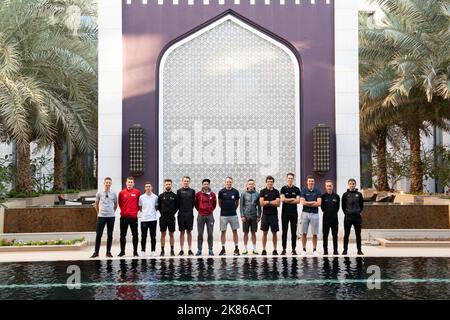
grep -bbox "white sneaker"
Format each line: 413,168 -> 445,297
140,251 -> 146,257
151,251 -> 157,258
313,250 -> 320,257
301,250 -> 307,257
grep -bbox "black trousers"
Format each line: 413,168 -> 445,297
322,219 -> 338,252
120,217 -> 139,254
141,220 -> 157,252
94,217 -> 115,254
281,212 -> 298,250
343,214 -> 362,251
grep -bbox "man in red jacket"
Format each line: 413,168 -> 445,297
195,179 -> 216,256
118,177 -> 141,257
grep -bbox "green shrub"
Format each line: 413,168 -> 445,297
0,237 -> 85,247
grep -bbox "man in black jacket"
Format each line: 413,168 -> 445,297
320,180 -> 340,255
341,178 -> 364,255
158,179 -> 179,257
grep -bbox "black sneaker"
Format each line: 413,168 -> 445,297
261,250 -> 267,256
188,250 -> 194,256
233,249 -> 240,256
170,250 -> 175,257
324,250 -> 329,255
333,250 -> 339,255
281,250 -> 286,255
357,251 -> 364,255
106,252 -> 113,258
272,250 -> 278,256
117,252 -> 125,257
160,251 -> 165,257
133,252 -> 139,257
291,250 -> 297,255
219,249 -> 226,256
178,250 -> 184,256
342,250 -> 348,255
90,253 -> 99,258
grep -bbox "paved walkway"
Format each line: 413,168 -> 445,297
1,240 -> 449,263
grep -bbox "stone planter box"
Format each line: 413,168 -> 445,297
0,241 -> 87,252
362,203 -> 450,229
4,206 -> 97,233
376,238 -> 450,248
3,189 -> 97,208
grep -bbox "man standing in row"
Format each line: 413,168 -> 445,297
177,176 -> 196,256
321,180 -> 340,255
118,177 -> 141,257
300,176 -> 322,257
195,179 -> 217,256
158,179 -> 179,257
240,179 -> 261,255
139,181 -> 158,257
219,177 -> 240,256
342,179 -> 364,255
280,173 -> 301,256
91,177 -> 117,258
260,176 -> 280,256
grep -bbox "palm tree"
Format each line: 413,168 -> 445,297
0,0 -> 98,193
360,0 -> 450,192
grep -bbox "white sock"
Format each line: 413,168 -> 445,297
244,245 -> 248,251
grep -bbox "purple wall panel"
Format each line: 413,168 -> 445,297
122,1 -> 335,192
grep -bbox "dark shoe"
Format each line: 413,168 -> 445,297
342,250 -> 348,255
291,250 -> 297,255
106,252 -> 113,258
160,251 -> 165,257
333,250 -> 339,255
324,250 -> 329,255
188,250 -> 194,256
281,250 -> 286,255
233,249 -> 240,256
261,250 -> 267,256
178,250 -> 184,256
357,251 -> 364,255
219,249 -> 226,256
117,252 -> 125,257
272,250 -> 278,256
90,253 -> 99,258
170,250 -> 175,257
133,252 -> 139,257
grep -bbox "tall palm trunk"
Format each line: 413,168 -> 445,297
408,126 -> 423,193
53,137 -> 64,192
375,128 -> 390,191
73,149 -> 84,190
16,141 -> 32,193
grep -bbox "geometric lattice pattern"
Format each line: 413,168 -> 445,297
313,125 -> 330,173
161,18 -> 297,192
129,126 -> 145,176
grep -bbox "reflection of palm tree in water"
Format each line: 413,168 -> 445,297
116,260 -> 144,300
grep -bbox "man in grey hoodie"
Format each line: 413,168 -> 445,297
240,179 -> 262,255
